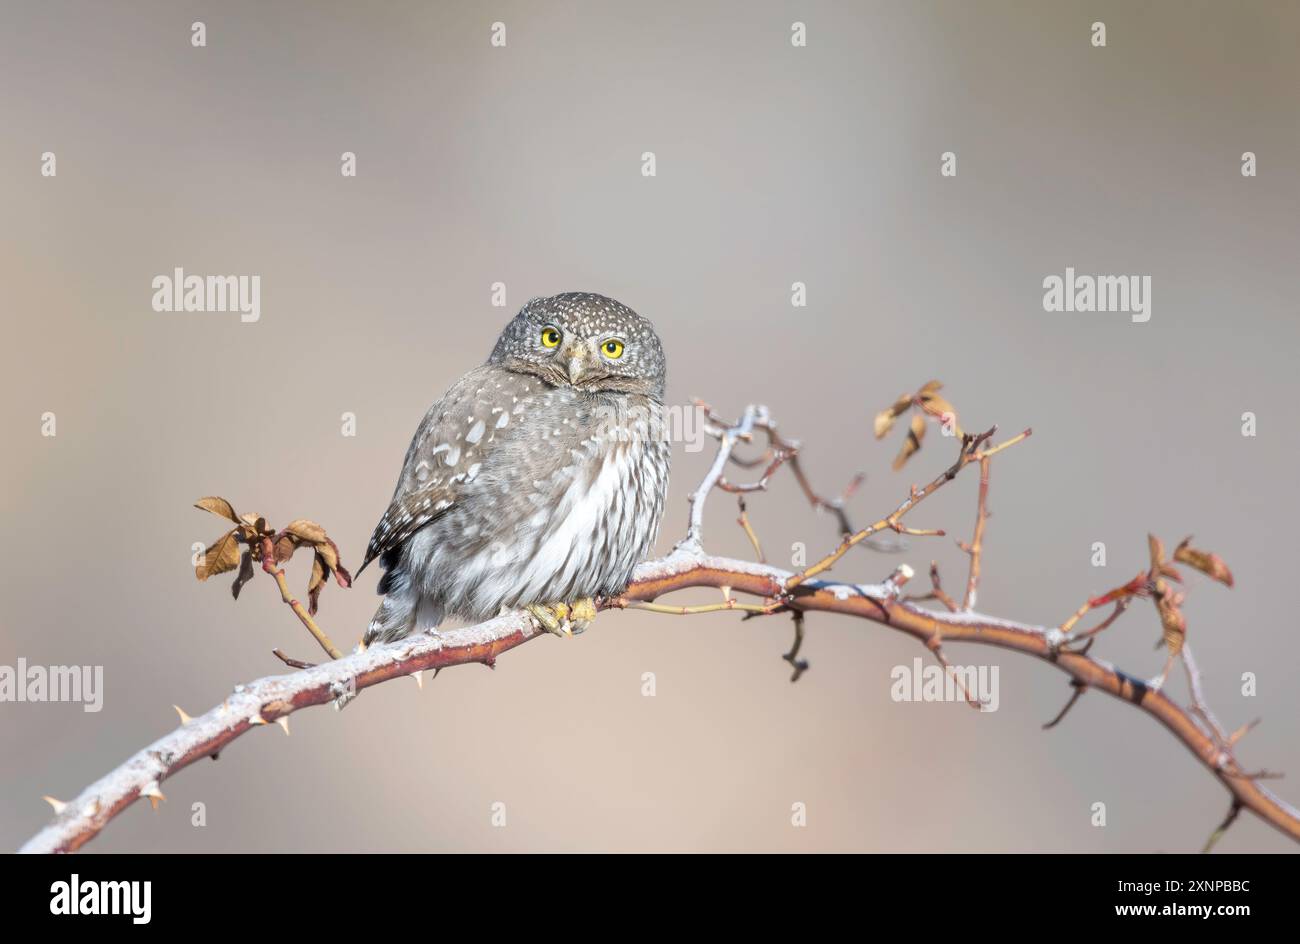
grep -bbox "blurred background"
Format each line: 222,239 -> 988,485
2,0 -> 1298,852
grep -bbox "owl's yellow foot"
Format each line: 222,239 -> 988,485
525,598 -> 598,637
567,597 -> 598,635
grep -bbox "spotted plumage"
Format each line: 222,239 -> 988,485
360,293 -> 671,643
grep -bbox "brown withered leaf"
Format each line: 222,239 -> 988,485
272,519 -> 327,564
874,392 -> 913,440
231,549 -> 255,599
916,391 -> 962,438
196,529 -> 241,581
1155,582 -> 1187,656
273,534 -> 299,564
892,414 -> 926,471
307,554 -> 327,616
195,497 -> 240,524
315,539 -> 340,572
284,519 -> 328,544
237,513 -> 269,539
1173,537 -> 1234,588
1148,534 -> 1165,574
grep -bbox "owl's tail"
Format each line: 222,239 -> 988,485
364,594 -> 415,645
363,567 -> 444,645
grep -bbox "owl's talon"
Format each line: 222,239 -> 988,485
526,600 -> 597,637
525,603 -> 571,637
568,597 -> 597,634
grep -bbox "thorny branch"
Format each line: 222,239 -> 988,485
19,397 -> 1300,854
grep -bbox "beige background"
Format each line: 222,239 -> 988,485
3,0 -> 1298,852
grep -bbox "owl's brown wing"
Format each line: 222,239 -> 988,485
357,365 -> 520,576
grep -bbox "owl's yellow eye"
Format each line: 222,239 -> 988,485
540,327 -> 562,348
601,339 -> 625,359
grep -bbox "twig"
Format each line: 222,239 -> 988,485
1202,802 -> 1242,854
271,649 -> 317,670
259,537 -> 343,660
904,560 -> 960,612
959,456 -> 991,611
783,611 -> 809,682
736,497 -> 765,563
1043,680 -> 1088,730
787,427 -> 1031,590
925,632 -> 984,710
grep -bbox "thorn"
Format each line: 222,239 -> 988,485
249,712 -> 267,725
42,795 -> 68,815
412,669 -> 424,689
276,716 -> 291,735
140,781 -> 166,810
719,585 -> 732,601
173,705 -> 192,725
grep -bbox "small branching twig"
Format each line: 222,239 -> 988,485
1202,802 -> 1242,854
783,611 -> 809,682
1043,680 -> 1088,730
959,455 -> 991,611
736,497 -> 765,563
258,537 -> 344,660
786,426 -> 1031,591
193,499 -> 351,661
904,560 -> 960,612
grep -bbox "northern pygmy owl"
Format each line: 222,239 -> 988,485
359,293 -> 671,644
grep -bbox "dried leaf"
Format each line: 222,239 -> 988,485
918,380 -> 944,397
1156,583 -> 1187,656
273,534 -> 299,563
917,393 -> 962,438
238,513 -> 268,534
1173,537 -> 1234,588
320,538 -> 352,587
308,554 -> 327,616
284,519 -> 328,544
196,529 -> 241,581
892,414 -> 926,471
874,392 -> 913,440
315,539 -> 339,572
195,497 -> 240,523
231,549 -> 255,599
1147,534 -> 1165,575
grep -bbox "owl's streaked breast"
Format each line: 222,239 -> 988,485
400,387 -> 671,622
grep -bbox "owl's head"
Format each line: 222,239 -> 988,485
488,292 -> 667,400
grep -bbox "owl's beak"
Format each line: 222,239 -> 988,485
564,346 -> 589,384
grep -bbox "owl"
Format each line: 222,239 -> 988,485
358,293 -> 671,644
